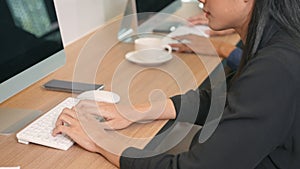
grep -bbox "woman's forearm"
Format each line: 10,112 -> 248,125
134,99 -> 177,122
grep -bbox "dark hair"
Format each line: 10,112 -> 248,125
236,0 -> 300,76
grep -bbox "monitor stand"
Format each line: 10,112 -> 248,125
0,108 -> 43,135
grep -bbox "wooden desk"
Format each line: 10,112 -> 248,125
0,12 -> 240,169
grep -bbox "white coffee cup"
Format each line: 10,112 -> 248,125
134,37 -> 172,53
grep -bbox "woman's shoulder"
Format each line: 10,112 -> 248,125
256,29 -> 300,81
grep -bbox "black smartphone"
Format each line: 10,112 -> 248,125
43,79 -> 104,93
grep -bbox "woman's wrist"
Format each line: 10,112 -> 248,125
96,145 -> 121,168
132,99 -> 176,122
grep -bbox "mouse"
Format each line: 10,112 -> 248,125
76,90 -> 120,103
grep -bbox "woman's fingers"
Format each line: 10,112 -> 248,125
52,124 -> 71,136
54,108 -> 77,128
52,114 -> 78,136
187,14 -> 208,25
170,43 -> 192,53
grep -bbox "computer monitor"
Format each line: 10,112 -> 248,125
0,0 -> 66,103
118,0 -> 181,42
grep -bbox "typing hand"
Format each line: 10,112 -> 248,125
52,100 -> 134,155
187,13 -> 209,26
170,34 -> 218,56
52,107 -> 101,153
74,100 -> 134,130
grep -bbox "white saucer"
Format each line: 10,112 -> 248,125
125,49 -> 173,66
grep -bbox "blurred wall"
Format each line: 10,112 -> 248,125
54,0 -> 126,46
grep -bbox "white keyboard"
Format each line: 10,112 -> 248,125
16,97 -> 79,150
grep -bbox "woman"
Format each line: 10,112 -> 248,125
53,0 -> 300,168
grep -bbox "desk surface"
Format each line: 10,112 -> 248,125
0,4 -> 240,169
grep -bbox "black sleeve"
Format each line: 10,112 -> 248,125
120,53 -> 296,169
170,88 -> 211,126
170,63 -> 235,126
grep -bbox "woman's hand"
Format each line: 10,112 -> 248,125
75,100 -> 134,130
52,104 -> 123,167
187,13 -> 209,25
52,101 -> 135,153
52,107 -> 102,153
52,99 -> 176,167
170,34 -> 237,58
170,34 -> 218,56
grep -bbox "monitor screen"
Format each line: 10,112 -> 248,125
0,0 -> 65,103
136,0 -> 176,25
118,0 -> 181,41
136,0 -> 176,13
